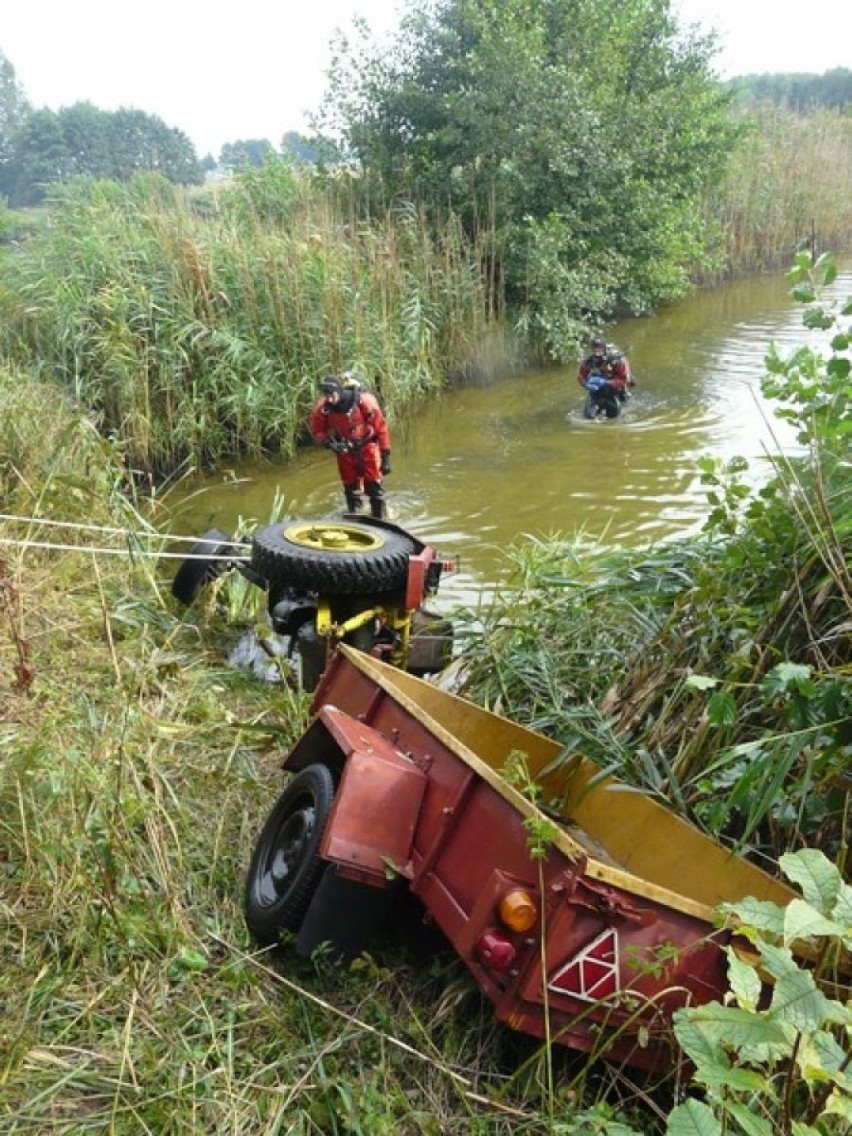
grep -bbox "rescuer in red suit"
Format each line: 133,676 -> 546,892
309,373 -> 392,518
577,335 -> 631,394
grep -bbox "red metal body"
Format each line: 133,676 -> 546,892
280,646 -> 799,1072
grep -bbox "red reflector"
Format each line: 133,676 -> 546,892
548,929 -> 620,1001
476,928 -> 516,973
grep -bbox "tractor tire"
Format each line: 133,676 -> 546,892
251,519 -> 416,596
171,529 -> 235,604
244,764 -> 336,945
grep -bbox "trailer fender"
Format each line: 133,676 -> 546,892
303,705 -> 428,884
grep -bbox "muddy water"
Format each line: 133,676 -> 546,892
169,264 -> 849,606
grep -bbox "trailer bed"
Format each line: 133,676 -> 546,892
248,645 -> 802,1071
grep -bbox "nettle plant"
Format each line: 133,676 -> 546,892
689,251 -> 850,858
666,848 -> 851,1136
763,252 -> 851,450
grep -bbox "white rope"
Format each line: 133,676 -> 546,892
0,536 -> 251,561
0,513 -> 250,547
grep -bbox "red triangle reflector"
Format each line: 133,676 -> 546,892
548,928 -> 619,1001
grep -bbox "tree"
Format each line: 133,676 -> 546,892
728,67 -> 852,111
56,101 -> 113,179
0,50 -> 31,193
107,108 -> 202,186
219,138 -> 275,170
320,0 -> 738,357
1,102 -> 203,205
280,130 -> 326,165
3,109 -> 68,205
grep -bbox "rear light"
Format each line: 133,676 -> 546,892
498,889 -> 538,933
476,928 -> 516,973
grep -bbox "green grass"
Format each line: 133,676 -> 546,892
1,364 -> 655,1134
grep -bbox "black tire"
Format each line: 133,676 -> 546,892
251,519 -> 416,596
244,764 -> 336,945
171,529 -> 235,604
295,868 -> 403,963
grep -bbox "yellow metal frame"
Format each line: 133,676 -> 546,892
315,598 -> 415,670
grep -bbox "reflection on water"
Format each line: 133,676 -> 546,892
169,264 -> 849,605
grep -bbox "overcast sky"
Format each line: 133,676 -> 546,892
2,2 -> 849,158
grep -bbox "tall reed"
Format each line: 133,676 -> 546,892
0,163 -> 502,479
698,105 -> 852,281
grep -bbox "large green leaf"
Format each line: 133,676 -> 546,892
673,1014 -> 730,1070
666,1099 -> 721,1136
723,1101 -> 774,1136
783,898 -> 847,949
676,1004 -> 788,1049
719,897 -> 785,939
798,1029 -> 852,1085
780,848 -> 842,914
725,946 -> 762,1011
765,956 -> 846,1031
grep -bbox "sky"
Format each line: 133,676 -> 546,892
2,2 -> 850,159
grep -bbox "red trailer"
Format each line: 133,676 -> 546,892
245,645 -> 800,1071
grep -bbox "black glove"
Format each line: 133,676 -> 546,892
325,439 -> 349,453
380,450 -> 392,476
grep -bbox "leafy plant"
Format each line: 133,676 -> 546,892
667,848 -> 851,1135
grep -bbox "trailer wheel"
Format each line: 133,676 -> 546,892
244,764 -> 335,945
171,529 -> 235,604
251,519 -> 416,596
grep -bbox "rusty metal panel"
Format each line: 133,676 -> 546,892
317,709 -> 427,879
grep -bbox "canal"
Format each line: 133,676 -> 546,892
169,263 -> 849,607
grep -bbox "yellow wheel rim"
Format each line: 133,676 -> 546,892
283,522 -> 385,554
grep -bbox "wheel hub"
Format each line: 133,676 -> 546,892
284,522 -> 385,554
262,806 -> 315,901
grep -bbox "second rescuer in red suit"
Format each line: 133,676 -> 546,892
577,335 -> 631,394
309,373 -> 392,518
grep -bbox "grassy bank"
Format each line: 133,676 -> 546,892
1,367 -> 646,1133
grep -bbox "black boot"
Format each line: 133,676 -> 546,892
343,483 -> 362,512
366,482 -> 386,519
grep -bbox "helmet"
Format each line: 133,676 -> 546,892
591,335 -> 607,353
319,375 -> 343,398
